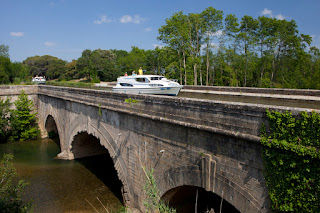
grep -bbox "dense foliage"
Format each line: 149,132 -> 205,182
0,45 -> 29,84
0,98 -> 11,141
23,55 -> 66,80
261,110 -> 320,212
0,91 -> 39,143
158,7 -> 319,88
9,91 -> 39,141
76,49 -> 119,82
1,7 -> 320,88
0,153 -> 32,212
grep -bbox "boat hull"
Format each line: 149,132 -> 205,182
112,86 -> 182,96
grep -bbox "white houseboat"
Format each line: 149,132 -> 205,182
32,76 -> 46,84
112,75 -> 183,96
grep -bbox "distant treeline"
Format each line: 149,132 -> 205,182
0,7 -> 319,89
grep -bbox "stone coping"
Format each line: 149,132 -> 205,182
37,85 -> 320,143
183,85 -> 320,97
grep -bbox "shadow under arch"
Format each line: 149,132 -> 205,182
45,114 -> 60,148
71,131 -> 124,204
66,115 -> 133,206
161,185 -> 240,213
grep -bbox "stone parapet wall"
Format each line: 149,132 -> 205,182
38,85 -> 318,143
0,85 -> 38,108
183,85 -> 320,97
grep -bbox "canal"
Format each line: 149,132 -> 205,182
0,139 -> 124,213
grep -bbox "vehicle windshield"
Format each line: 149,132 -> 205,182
135,77 -> 150,83
150,76 -> 164,80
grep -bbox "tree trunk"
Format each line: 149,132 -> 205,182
194,63 -> 197,85
244,43 -> 248,87
212,66 -> 215,86
206,44 -> 209,86
179,57 -> 183,85
199,60 -> 202,86
271,54 -> 275,82
183,51 -> 187,85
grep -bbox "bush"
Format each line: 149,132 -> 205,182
9,90 -> 39,141
0,153 -> 32,212
0,97 -> 11,142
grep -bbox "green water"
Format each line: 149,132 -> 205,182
0,139 -> 124,213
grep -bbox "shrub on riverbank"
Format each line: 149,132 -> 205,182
0,153 -> 32,212
9,90 -> 39,141
0,97 -> 11,141
0,90 -> 39,143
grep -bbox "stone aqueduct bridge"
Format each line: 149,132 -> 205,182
2,85 -> 319,213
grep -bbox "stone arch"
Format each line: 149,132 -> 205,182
161,185 -> 240,213
66,114 -> 133,206
70,131 -> 109,158
161,160 -> 266,213
44,114 -> 63,147
45,115 -> 59,138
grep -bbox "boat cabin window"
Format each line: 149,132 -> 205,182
150,77 -> 164,80
150,84 -> 164,87
135,77 -> 150,83
120,83 -> 133,87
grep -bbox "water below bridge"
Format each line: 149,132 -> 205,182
0,139 -> 124,213
1,138 -> 240,213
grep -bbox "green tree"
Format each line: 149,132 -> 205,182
77,49 -> 118,82
201,7 -> 223,86
23,55 -> 66,80
238,15 -> 258,86
0,153 -> 32,212
64,60 -> 78,80
187,12 -> 203,85
0,45 -> 9,58
158,11 -> 189,84
10,90 -> 39,141
10,62 -> 30,84
0,97 -> 11,142
224,14 -> 240,86
0,56 -> 11,84
0,45 -> 11,84
308,46 -> 320,89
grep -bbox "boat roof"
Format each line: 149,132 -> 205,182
119,75 -> 165,78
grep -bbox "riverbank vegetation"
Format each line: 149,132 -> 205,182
0,90 -> 39,143
0,153 -> 32,212
261,110 -> 320,212
1,7 -> 319,89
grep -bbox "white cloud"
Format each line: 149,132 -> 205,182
275,14 -> 285,20
120,15 -> 144,24
94,15 -> 112,24
152,44 -> 164,49
10,32 -> 24,37
144,27 -> 152,32
312,35 -> 320,49
44,41 -> 56,47
260,8 -> 285,20
261,8 -> 272,16
201,42 -> 218,50
206,30 -> 224,37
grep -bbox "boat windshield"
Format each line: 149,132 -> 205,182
135,77 -> 150,83
150,76 -> 164,81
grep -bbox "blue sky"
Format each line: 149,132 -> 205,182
1,0 -> 320,62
